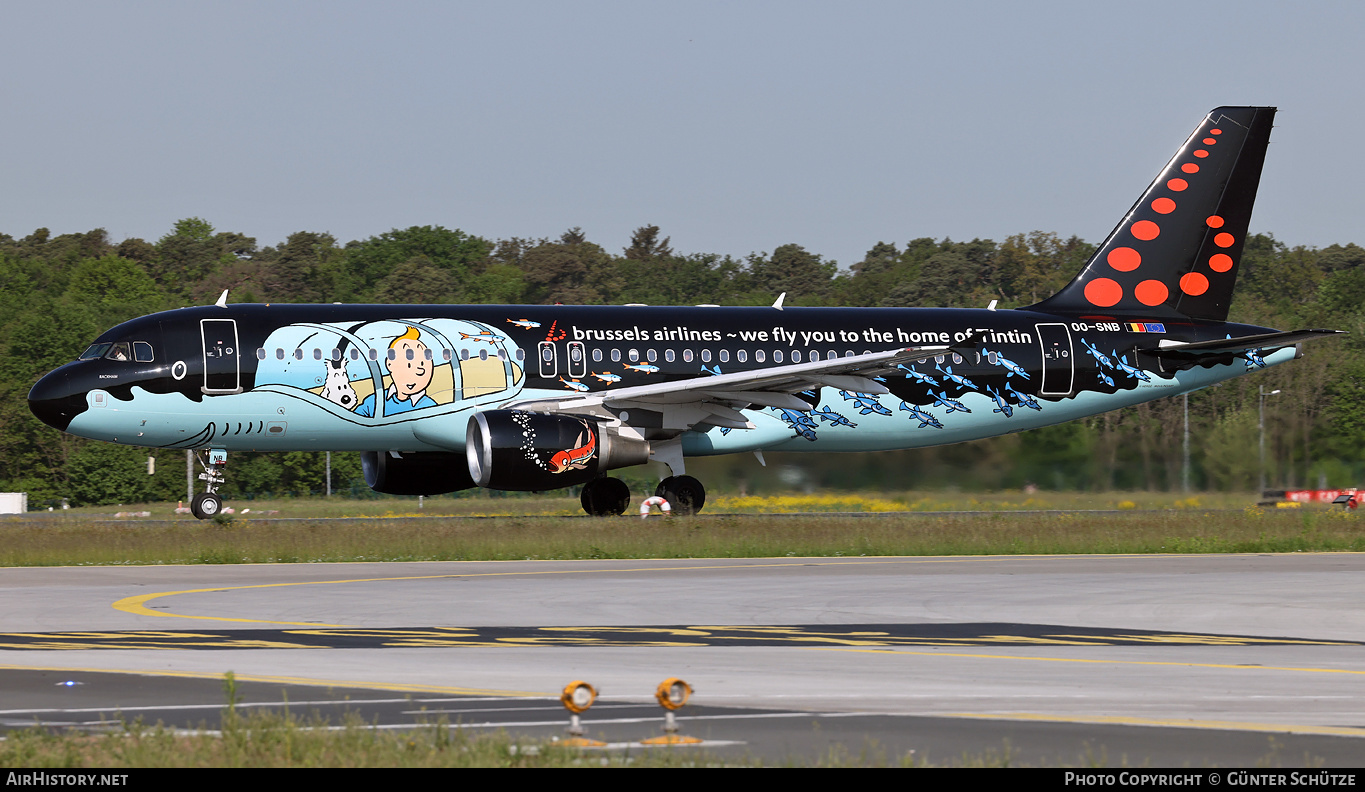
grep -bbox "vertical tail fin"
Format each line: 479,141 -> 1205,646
1029,106 -> 1276,321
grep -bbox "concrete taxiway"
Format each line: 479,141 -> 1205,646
0,553 -> 1361,765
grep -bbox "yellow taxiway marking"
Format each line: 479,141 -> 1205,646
0,662 -> 543,698
943,712 -> 1365,738
812,646 -> 1365,676
109,556 -> 1061,626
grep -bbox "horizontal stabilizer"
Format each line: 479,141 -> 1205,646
1154,329 -> 1344,356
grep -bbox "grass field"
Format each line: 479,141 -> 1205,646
2,491 -> 1359,567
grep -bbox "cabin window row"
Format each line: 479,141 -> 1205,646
254,347 -> 528,363
587,348 -> 869,365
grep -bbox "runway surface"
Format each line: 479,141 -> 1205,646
1,553 -> 1362,765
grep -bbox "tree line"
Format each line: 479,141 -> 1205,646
2,219 -> 1362,506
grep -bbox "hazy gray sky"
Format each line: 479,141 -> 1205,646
5,1 -> 1362,268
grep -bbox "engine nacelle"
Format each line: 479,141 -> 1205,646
362,451 -> 475,496
466,410 -> 650,491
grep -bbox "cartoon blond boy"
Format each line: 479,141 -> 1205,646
356,326 -> 436,417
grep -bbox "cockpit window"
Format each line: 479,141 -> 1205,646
105,342 -> 131,362
80,343 -> 111,361
134,342 -> 154,363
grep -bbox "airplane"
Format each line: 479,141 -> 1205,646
27,106 -> 1342,519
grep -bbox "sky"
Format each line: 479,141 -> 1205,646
4,0 -> 1363,270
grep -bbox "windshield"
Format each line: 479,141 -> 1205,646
79,343 -> 110,361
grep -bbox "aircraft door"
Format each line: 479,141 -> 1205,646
567,341 -> 587,379
538,341 -> 557,378
1036,323 -> 1073,396
201,319 -> 242,394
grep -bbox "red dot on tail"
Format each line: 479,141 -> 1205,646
1107,247 -> 1141,271
1131,220 -> 1160,241
1135,279 -> 1169,306
1180,272 -> 1209,296
1085,278 -> 1123,307
1214,232 -> 1235,248
1167,178 -> 1188,191
1152,198 -> 1176,214
1182,163 -> 1200,173
1194,150 -> 1209,158
1202,138 -> 1216,145
1206,215 -> 1224,228
1211,128 -> 1222,134
1209,254 -> 1233,272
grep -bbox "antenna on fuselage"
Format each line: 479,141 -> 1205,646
772,292 -> 786,311
214,289 -> 229,308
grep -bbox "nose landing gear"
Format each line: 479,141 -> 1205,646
190,449 -> 227,520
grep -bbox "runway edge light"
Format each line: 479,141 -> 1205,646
559,680 -> 606,748
641,678 -> 702,746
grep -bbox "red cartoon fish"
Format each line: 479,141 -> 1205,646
548,429 -> 597,474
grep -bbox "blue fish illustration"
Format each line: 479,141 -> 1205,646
898,401 -> 943,429
839,390 -> 892,416
812,406 -> 857,428
1113,352 -> 1151,382
1004,383 -> 1041,411
896,364 -> 939,387
937,365 -> 979,392
983,348 -> 1030,379
931,391 -> 971,413
1080,339 -> 1115,369
986,385 -> 1013,417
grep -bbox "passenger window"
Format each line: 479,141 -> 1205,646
461,349 -> 470,361
276,348 -> 285,360
701,349 -> 711,363
665,349 -> 675,363
294,349 -> 304,360
737,349 -> 748,363
369,349 -> 378,361
479,349 -> 488,361
719,350 -> 730,363
313,349 -> 323,360
791,350 -> 801,362
755,350 -> 765,363
683,349 -> 693,362
424,348 -> 433,361
255,348 -> 266,361
611,349 -> 622,362
515,349 -> 525,361
442,349 -> 452,362
388,349 -> 397,361
647,349 -> 657,362
592,349 -> 603,362
350,348 -> 362,361
629,349 -> 640,362
773,350 -> 782,363
331,348 -> 342,361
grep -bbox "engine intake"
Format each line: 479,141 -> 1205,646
466,410 -> 649,491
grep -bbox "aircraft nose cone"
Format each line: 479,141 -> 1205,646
28,369 -> 82,432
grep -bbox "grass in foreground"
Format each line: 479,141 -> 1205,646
0,493 -> 1360,566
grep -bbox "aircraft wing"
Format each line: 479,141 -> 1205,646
1153,329 -> 1344,357
504,345 -> 953,430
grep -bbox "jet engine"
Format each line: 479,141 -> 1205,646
466,410 -> 649,491
361,450 -> 475,496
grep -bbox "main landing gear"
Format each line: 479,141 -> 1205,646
190,449 -> 228,520
578,475 -> 708,517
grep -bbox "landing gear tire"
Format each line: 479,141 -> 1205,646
581,477 -> 631,516
191,493 -> 223,520
656,475 -> 706,516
